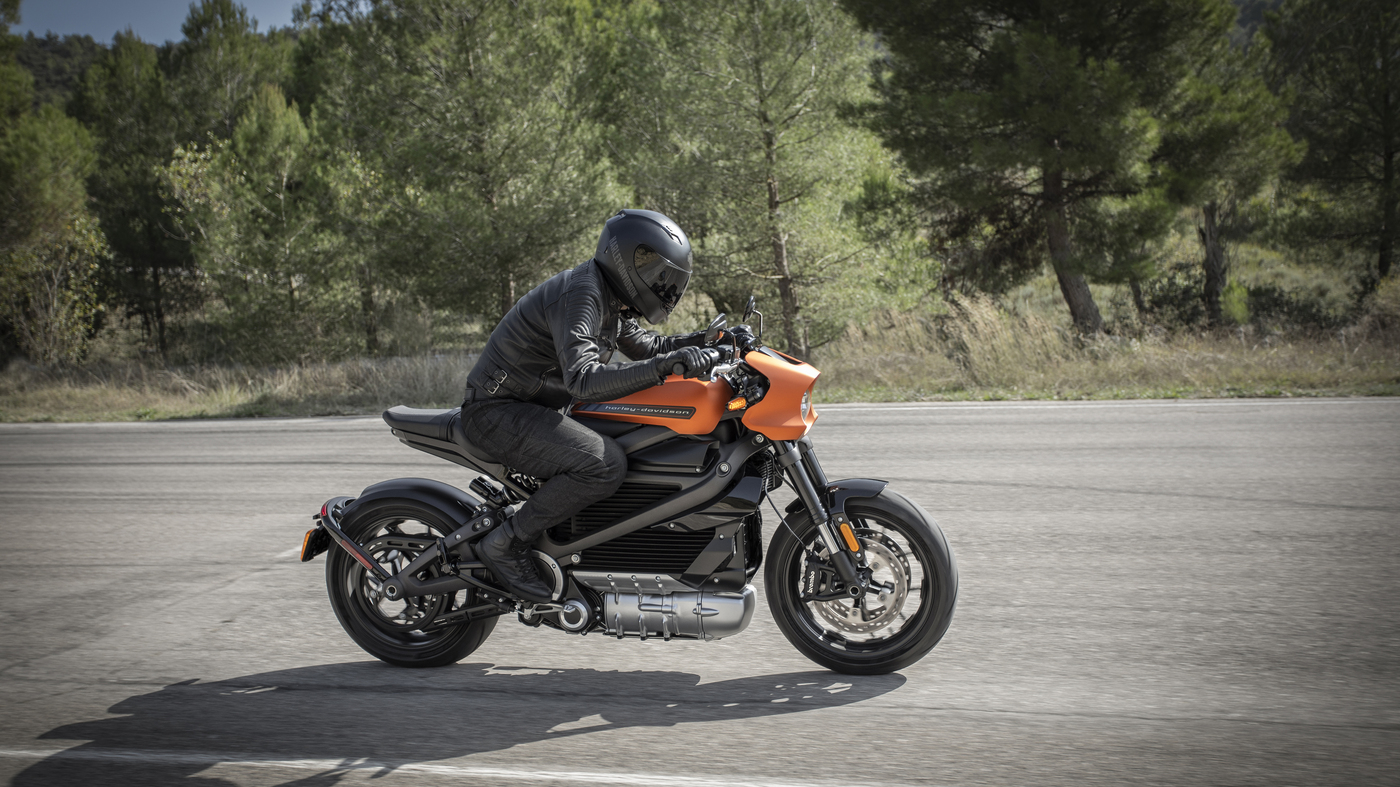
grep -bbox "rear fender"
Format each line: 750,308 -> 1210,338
342,477 -> 486,532
784,478 -> 889,518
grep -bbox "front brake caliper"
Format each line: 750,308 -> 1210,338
800,555 -> 843,602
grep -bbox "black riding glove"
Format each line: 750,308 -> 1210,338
726,324 -> 756,348
655,346 -> 718,379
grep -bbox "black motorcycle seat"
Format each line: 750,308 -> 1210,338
383,406 -> 457,441
384,406 -> 500,465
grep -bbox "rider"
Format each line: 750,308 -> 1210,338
463,209 -> 719,602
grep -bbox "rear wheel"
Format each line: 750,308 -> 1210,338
326,499 -> 497,667
764,490 -> 957,675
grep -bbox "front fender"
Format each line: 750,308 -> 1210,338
341,477 -> 485,531
784,478 -> 889,518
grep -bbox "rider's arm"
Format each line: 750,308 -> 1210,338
552,285 -> 665,403
616,317 -> 707,359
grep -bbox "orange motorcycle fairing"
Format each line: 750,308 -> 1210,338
571,375 -> 731,435
742,349 -> 819,441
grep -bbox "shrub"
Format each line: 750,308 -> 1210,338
1246,282 -> 1347,331
1222,280 -> 1250,325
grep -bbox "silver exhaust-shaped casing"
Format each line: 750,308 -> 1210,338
572,571 -> 756,641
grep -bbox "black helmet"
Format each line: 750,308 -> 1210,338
594,209 -> 693,324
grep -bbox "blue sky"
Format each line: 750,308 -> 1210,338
14,1 -> 297,45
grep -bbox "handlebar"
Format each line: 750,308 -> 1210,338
672,345 -> 737,379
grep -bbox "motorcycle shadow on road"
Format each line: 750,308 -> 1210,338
16,661 -> 905,786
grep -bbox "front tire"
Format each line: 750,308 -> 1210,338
765,490 -> 957,674
326,499 -> 497,668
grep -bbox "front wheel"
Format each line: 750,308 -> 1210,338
765,490 -> 957,674
326,499 -> 497,667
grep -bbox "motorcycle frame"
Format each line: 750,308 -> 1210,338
318,423 -> 886,609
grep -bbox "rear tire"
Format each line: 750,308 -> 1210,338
765,489 -> 957,675
326,499 -> 497,668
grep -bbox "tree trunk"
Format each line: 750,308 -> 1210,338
1130,279 -> 1149,320
1043,170 -> 1103,334
1370,31 -> 1395,290
1380,114 -> 1395,283
151,265 -> 167,358
359,266 -> 379,355
772,222 -> 803,358
1199,201 -> 1226,325
763,125 -> 805,359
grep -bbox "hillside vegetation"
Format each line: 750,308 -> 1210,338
1,0 -> 1396,420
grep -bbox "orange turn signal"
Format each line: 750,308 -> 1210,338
300,528 -> 317,561
838,521 -> 861,553
726,396 -> 747,411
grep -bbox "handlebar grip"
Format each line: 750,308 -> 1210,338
672,362 -> 686,376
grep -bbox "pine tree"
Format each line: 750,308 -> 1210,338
1267,0 -> 1400,292
0,0 -> 107,364
1154,30 -> 1300,325
301,0 -> 619,323
72,32 -> 194,356
841,0 -> 1237,333
597,0 -> 890,357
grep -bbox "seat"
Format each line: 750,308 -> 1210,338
384,406 -> 500,465
383,406 -> 458,441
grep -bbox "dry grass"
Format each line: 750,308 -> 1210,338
0,353 -> 475,422
4,297 -> 1399,422
814,297 -> 1400,401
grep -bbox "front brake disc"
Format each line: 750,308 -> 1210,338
811,534 -> 909,635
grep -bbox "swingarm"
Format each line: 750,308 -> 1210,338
306,495 -> 512,604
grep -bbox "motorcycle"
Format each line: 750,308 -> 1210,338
300,297 -> 957,674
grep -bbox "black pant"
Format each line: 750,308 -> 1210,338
460,397 -> 626,541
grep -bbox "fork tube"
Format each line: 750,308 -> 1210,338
777,441 -> 859,586
797,437 -> 829,489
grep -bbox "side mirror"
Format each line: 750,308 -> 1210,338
741,296 -> 763,341
704,313 -> 726,346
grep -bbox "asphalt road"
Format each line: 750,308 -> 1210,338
0,398 -> 1397,787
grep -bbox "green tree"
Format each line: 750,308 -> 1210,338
0,104 -> 96,251
1267,0 -> 1400,292
1155,32 -> 1301,324
0,1 -> 31,123
71,31 -> 194,356
0,1 -> 107,364
303,0 -> 620,322
15,31 -> 104,109
600,0 -> 891,358
841,0 -> 1237,334
166,0 -> 292,141
161,84 -> 348,362
0,213 -> 106,364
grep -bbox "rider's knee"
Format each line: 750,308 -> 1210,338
591,438 -> 627,491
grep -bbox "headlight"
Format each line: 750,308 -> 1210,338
800,389 -> 811,419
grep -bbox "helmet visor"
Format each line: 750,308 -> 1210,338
634,246 -> 691,315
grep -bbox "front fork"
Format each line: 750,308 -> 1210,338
775,438 -> 865,592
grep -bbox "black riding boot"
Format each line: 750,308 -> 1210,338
477,520 -> 553,603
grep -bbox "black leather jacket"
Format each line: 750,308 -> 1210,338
465,260 -> 708,409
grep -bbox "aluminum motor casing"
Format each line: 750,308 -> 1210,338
572,571 -> 755,641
